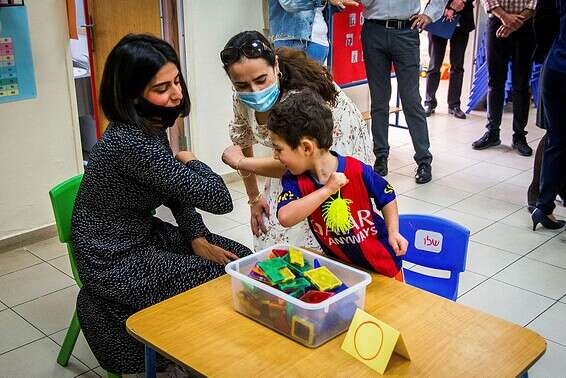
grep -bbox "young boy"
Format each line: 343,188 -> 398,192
269,90 -> 408,280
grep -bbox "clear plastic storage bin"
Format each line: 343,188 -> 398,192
225,245 -> 372,348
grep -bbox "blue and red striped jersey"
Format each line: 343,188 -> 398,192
277,152 -> 401,277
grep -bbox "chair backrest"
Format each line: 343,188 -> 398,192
49,174 -> 83,287
399,214 -> 470,301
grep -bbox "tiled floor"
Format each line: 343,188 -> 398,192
1,106 -> 566,377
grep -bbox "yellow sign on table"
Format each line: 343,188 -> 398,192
341,308 -> 411,375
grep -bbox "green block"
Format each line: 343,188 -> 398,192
278,277 -> 311,292
288,288 -> 306,298
258,257 -> 287,272
287,260 -> 312,277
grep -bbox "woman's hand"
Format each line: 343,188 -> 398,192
449,0 -> 465,12
175,150 -> 197,164
250,195 -> 269,236
388,232 -> 408,257
191,237 -> 239,265
329,0 -> 359,10
222,145 -> 246,170
444,8 -> 456,21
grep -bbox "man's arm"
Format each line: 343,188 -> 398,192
423,0 -> 450,22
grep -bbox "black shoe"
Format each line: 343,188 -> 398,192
374,158 -> 388,176
531,208 -> 565,231
415,163 -> 432,184
512,138 -> 533,157
424,105 -> 435,117
448,107 -> 466,119
472,131 -> 501,150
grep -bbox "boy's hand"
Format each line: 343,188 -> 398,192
325,172 -> 349,193
388,232 -> 408,257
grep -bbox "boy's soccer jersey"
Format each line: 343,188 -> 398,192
277,152 -> 401,277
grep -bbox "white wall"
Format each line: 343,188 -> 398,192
0,0 -> 82,240
183,0 -> 264,175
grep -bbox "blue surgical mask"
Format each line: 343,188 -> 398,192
236,80 -> 280,112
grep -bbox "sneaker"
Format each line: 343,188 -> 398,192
472,131 -> 501,150
512,138 -> 533,156
448,106 -> 466,119
415,163 -> 432,184
374,158 -> 388,176
424,104 -> 435,117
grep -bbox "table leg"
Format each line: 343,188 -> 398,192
145,345 -> 156,378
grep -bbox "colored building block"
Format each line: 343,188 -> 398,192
304,266 -> 342,292
279,267 -> 296,283
258,258 -> 287,283
278,277 -> 311,293
291,315 -> 315,346
300,290 -> 335,304
272,248 -> 289,257
288,247 -> 304,267
286,260 -> 312,277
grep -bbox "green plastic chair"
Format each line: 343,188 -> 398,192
49,174 -> 121,378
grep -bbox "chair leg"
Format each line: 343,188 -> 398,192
56,311 -> 81,366
145,345 -> 156,378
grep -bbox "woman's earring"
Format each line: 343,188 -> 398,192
278,71 -> 283,79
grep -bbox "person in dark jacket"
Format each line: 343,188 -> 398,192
425,0 -> 475,119
527,0 -> 566,212
531,0 -> 566,230
71,34 -> 251,374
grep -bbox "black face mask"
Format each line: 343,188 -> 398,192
135,97 -> 185,129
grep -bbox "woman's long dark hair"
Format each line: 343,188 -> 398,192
222,31 -> 338,107
99,34 -> 190,134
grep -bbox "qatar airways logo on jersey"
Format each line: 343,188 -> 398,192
311,209 -> 378,245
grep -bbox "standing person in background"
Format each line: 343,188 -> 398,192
359,0 -> 445,183
269,0 -> 359,65
425,0 -> 475,120
531,0 -> 566,231
472,0 -> 537,157
527,0 -> 566,212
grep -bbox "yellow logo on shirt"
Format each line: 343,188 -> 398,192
384,184 -> 394,194
277,191 -> 296,204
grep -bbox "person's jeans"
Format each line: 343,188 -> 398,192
485,17 -> 535,138
536,66 -> 566,215
425,28 -> 470,109
273,39 -> 329,65
361,21 -> 432,165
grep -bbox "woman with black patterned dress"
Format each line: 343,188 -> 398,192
71,34 -> 252,375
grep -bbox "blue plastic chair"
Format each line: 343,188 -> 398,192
399,214 -> 470,301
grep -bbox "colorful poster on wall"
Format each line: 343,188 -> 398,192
0,2 -> 37,103
329,4 -> 367,87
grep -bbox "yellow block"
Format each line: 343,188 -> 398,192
279,267 -> 296,283
304,266 -> 342,291
289,247 -> 304,267
341,308 -> 411,375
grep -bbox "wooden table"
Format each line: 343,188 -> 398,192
127,274 -> 546,377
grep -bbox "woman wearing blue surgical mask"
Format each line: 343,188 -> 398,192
220,30 -> 374,251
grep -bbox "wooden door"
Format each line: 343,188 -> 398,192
88,0 -> 161,134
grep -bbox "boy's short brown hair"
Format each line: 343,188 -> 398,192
267,89 -> 333,150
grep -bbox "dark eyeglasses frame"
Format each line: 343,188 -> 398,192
220,39 -> 274,66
